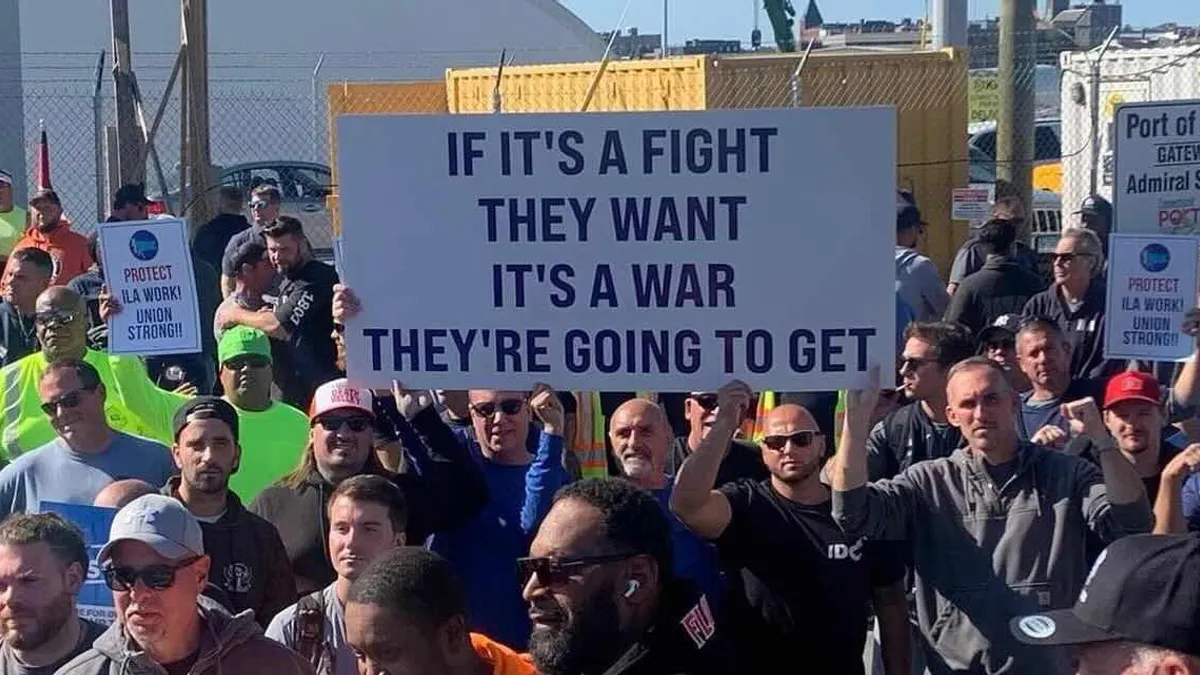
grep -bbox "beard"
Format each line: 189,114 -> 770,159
187,470 -> 230,495
773,456 -> 822,486
528,580 -> 623,675
3,589 -> 74,650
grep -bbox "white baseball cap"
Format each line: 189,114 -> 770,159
0,171 -> 12,186
308,378 -> 375,419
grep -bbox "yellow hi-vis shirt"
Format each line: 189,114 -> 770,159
0,349 -> 173,461
226,400 -> 309,502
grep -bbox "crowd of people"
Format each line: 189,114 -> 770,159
0,169 -> 1195,675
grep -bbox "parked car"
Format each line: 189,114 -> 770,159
156,160 -> 335,260
968,118 -> 1063,193
968,142 -> 1063,257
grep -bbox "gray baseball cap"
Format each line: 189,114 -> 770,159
97,494 -> 204,563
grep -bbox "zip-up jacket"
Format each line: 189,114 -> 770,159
163,476 -> 296,626
249,404 -> 489,594
832,442 -> 1153,675
56,595 -> 315,675
599,580 -> 738,675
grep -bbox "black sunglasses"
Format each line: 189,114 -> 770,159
34,309 -> 76,326
762,431 -> 820,451
899,356 -> 937,372
314,415 -> 372,433
1051,252 -> 1092,264
689,394 -> 719,411
103,557 -> 201,592
224,354 -> 270,370
40,386 -> 96,416
516,552 -> 639,587
470,399 -> 525,418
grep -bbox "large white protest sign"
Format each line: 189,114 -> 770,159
1105,233 -> 1200,362
337,110 -> 896,391
100,218 -> 201,356
1113,100 -> 1200,234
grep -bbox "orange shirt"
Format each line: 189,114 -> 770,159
12,219 -> 94,284
471,633 -> 536,675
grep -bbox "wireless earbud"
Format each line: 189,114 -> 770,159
624,580 -> 640,598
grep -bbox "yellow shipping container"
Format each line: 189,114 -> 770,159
326,81 -> 449,234
444,51 -> 968,276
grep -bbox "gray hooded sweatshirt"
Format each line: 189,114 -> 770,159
56,596 -> 315,675
832,442 -> 1153,675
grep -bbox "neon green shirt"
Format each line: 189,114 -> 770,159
0,349 -> 174,461
0,207 -> 26,257
227,400 -> 309,501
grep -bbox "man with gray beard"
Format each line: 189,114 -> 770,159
522,478 -> 737,675
0,513 -> 105,675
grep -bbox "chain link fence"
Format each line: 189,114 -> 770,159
9,41 -> 1197,266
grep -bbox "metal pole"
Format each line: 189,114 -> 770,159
109,0 -> 145,187
662,0 -> 669,57
92,50 -> 106,222
1087,27 -> 1119,196
996,0 -> 1036,242
932,0 -> 968,50
312,53 -> 325,163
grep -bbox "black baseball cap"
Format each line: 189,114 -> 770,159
897,189 -> 924,231
30,189 -> 61,207
1011,533 -> 1200,657
172,396 -> 240,443
977,313 -> 1021,348
1075,194 -> 1112,220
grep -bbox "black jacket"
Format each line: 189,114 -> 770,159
1022,279 -> 1119,384
944,255 -> 1046,334
601,580 -> 738,675
0,302 -> 37,367
163,476 -> 296,626
248,405 -> 489,595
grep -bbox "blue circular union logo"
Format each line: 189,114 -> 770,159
1140,243 -> 1170,273
129,230 -> 159,261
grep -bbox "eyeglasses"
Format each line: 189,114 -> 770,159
762,431 -> 820,451
40,387 -> 95,416
1052,252 -> 1092,265
689,394 -> 719,411
516,552 -> 639,587
34,309 -> 76,326
224,354 -> 270,370
314,415 -> 372,433
103,557 -> 200,592
899,356 -> 936,372
470,399 -> 524,418
249,200 -> 272,210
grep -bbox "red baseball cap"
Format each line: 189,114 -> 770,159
1103,371 -> 1161,409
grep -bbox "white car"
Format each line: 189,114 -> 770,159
968,144 -> 1063,254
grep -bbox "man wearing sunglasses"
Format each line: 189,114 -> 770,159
215,326 -> 308,501
0,358 -> 175,520
672,381 -> 909,675
162,396 -> 296,627
59,494 -> 314,675
1021,228 -> 1118,385
527,478 -> 737,675
666,391 -> 767,489
251,378 -> 488,596
220,185 -> 281,298
428,385 -> 571,650
0,513 -> 107,675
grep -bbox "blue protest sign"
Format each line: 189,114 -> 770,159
40,501 -> 118,625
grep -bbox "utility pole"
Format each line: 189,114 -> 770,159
110,0 -> 145,189
181,0 -> 212,232
662,0 -> 669,57
931,0 -> 968,49
996,0 -> 1036,241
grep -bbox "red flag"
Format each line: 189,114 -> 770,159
35,121 -> 51,190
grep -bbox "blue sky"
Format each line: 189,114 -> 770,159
560,0 -> 1196,43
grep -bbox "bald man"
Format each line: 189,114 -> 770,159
93,478 -> 157,508
0,287 -> 181,460
608,398 -> 724,603
671,381 -> 910,675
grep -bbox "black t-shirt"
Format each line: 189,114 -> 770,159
272,258 -> 341,408
194,213 -> 250,275
715,480 -> 904,674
